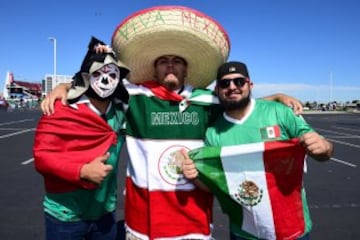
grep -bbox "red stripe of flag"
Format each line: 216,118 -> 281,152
264,140 -> 305,239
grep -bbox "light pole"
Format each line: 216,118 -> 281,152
48,37 -> 57,81
329,71 -> 333,103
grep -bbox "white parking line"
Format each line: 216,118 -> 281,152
333,126 -> 360,133
0,128 -> 35,139
315,128 -> 360,149
21,158 -> 34,165
0,128 -> 29,130
310,203 -> 360,209
330,157 -> 357,167
329,139 -> 360,149
0,119 -> 34,126
325,135 -> 360,139
316,128 -> 356,137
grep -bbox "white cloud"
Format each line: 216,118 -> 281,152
207,81 -> 360,103
254,83 -> 360,103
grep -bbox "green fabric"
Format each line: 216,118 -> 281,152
205,99 -> 314,238
205,99 -> 314,146
126,91 -> 221,139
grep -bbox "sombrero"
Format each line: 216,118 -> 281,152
111,5 -> 230,88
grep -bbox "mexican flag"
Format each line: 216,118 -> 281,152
123,81 -> 217,239
188,139 -> 306,240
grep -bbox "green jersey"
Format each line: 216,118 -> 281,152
206,99 -> 313,145
205,98 -> 314,239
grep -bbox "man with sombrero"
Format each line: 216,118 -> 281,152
41,6 -> 303,240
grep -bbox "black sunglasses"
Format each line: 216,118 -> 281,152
217,77 -> 249,89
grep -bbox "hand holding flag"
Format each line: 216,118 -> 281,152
180,148 -> 199,180
187,139 -> 307,240
300,132 -> 333,161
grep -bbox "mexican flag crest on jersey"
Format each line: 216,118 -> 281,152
260,125 -> 281,140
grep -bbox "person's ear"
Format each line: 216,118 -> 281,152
249,81 -> 254,89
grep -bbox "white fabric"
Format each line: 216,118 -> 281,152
221,143 -> 276,239
126,136 -> 204,191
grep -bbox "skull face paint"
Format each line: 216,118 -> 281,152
90,64 -> 120,98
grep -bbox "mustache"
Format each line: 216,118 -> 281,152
220,94 -> 251,110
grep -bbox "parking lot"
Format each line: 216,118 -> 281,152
0,110 -> 359,239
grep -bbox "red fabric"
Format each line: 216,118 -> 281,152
264,139 -> 305,239
141,81 -> 184,102
273,125 -> 281,138
33,101 -> 117,193
125,177 -> 213,239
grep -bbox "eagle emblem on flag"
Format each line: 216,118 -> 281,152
158,146 -> 189,185
233,180 -> 263,206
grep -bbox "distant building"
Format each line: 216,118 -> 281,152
345,100 -> 360,112
43,74 -> 73,96
3,72 -> 42,99
2,72 -> 73,99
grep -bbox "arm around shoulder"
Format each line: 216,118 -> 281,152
41,83 -> 72,115
262,93 -> 303,115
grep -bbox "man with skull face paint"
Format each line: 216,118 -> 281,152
90,64 -> 121,98
33,37 -> 129,240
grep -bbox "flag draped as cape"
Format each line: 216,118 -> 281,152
33,101 -> 117,193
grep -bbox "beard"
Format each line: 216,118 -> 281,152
219,93 -> 251,111
164,81 -> 181,91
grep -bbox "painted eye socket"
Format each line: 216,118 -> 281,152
109,73 -> 117,79
92,71 -> 101,78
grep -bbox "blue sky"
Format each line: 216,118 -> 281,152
1,0 -> 359,103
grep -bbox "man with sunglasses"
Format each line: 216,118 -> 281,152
181,61 -> 333,240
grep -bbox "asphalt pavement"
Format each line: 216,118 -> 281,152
0,109 -> 359,239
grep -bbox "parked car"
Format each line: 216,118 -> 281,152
0,98 -> 9,110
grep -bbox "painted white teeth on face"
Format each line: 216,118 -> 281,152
90,64 -> 120,98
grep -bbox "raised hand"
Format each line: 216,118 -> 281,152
180,149 -> 198,180
80,152 -> 113,185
